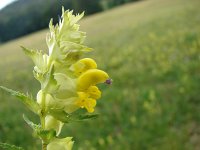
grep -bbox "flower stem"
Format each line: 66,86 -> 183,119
42,141 -> 47,150
40,90 -> 47,150
40,90 -> 46,128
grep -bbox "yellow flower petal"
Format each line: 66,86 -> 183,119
71,58 -> 97,76
77,69 -> 109,91
79,58 -> 97,69
76,92 -> 97,113
87,86 -> 101,99
85,98 -> 96,113
76,92 -> 87,107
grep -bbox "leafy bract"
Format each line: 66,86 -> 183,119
46,9 -> 92,63
23,115 -> 56,142
0,86 -> 40,114
21,46 -> 49,75
49,108 -> 99,123
23,114 -> 41,131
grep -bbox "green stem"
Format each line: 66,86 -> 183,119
40,90 -> 46,128
40,115 -> 45,129
42,141 -> 47,150
40,90 -> 47,150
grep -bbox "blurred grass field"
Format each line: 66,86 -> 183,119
0,0 -> 200,149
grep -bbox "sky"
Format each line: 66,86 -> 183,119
0,0 -> 16,10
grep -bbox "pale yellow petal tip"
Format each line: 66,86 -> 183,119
77,69 -> 109,91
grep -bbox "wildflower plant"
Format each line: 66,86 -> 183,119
0,8 -> 110,150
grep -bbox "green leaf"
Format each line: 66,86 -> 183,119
49,109 -> 99,123
0,142 -> 24,150
23,114 -> 41,131
0,86 -> 40,114
23,115 -> 56,142
49,109 -> 70,123
74,113 -> 99,120
21,46 -> 48,75
70,111 -> 99,121
42,64 -> 58,93
60,41 -> 92,53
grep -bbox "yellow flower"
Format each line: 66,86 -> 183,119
75,66 -> 109,112
77,69 -> 109,91
76,92 -> 96,113
71,58 -> 97,76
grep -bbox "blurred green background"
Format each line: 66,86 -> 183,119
0,0 -> 200,149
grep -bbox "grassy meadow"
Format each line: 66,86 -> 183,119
0,0 -> 200,149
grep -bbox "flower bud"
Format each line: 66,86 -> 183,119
47,137 -> 74,150
36,90 -> 43,105
37,90 -> 55,108
45,115 -> 64,136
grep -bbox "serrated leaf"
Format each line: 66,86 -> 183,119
69,111 -> 99,122
23,114 -> 41,131
49,109 -> 70,123
0,142 -> 24,150
0,86 -> 40,114
23,115 -> 56,142
60,41 -> 92,52
74,113 -> 99,120
21,46 -> 49,75
49,108 -> 99,123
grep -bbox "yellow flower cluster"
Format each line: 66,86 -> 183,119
71,58 -> 109,112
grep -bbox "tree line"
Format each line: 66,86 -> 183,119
0,0 -> 140,43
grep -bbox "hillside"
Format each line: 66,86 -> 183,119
0,0 -> 138,43
0,0 -> 101,42
0,0 -> 200,149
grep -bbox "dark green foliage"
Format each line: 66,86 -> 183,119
101,0 -> 139,9
0,0 -> 140,43
0,0 -> 74,42
72,0 -> 102,15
